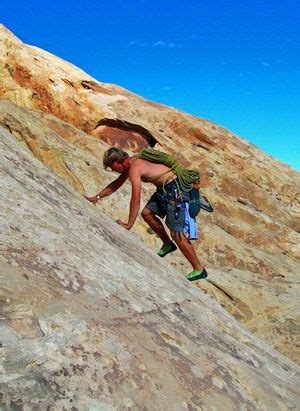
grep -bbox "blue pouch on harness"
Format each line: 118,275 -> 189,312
189,188 -> 214,218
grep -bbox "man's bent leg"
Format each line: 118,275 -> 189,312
141,207 -> 171,244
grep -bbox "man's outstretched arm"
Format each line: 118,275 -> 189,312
116,168 -> 141,230
84,172 -> 128,205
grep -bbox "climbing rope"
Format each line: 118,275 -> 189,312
140,148 -> 200,192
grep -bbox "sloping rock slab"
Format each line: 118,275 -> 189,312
1,26 -> 300,363
0,100 -> 299,365
0,128 -> 299,409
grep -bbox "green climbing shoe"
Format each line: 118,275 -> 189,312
186,267 -> 208,281
157,242 -> 177,258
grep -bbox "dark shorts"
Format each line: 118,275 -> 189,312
145,180 -> 198,239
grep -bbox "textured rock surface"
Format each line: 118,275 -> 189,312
1,127 -> 300,410
1,57 -> 299,366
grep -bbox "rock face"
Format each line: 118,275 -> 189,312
1,127 -> 300,410
1,98 -> 299,363
1,23 -> 299,365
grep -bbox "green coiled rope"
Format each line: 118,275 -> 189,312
140,148 -> 200,192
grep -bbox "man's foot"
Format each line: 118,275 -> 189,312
186,267 -> 208,281
157,242 -> 177,258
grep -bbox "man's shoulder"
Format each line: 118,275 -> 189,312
130,157 -> 150,169
129,158 -> 150,178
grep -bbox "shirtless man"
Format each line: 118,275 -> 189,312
84,147 -> 207,281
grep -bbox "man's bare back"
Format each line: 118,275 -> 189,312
130,158 -> 176,187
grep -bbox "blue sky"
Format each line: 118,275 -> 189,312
2,0 -> 299,170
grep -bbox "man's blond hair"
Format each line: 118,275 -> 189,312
103,147 -> 129,170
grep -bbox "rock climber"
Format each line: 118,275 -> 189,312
84,147 -> 209,281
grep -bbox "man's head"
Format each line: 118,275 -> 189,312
103,147 -> 129,171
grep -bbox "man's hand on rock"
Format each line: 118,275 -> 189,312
116,219 -> 130,230
84,194 -> 100,205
